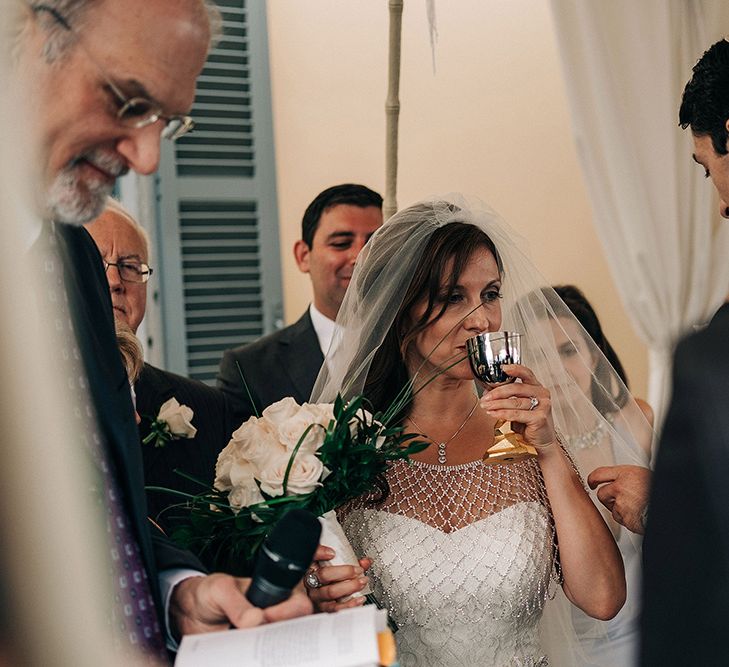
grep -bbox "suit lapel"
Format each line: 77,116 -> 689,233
276,311 -> 325,403
136,364 -> 177,470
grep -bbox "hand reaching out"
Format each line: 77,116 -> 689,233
588,465 -> 652,535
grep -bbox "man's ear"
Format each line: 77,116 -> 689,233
293,240 -> 311,273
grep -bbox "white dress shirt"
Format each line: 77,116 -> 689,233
309,303 -> 337,355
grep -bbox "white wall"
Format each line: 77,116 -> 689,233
266,0 -> 649,396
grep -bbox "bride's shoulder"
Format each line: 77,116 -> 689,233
634,398 -> 654,427
612,398 -> 653,459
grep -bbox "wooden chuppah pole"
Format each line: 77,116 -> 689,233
384,0 -> 403,220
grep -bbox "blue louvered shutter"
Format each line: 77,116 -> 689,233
153,0 -> 282,385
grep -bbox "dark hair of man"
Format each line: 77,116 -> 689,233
679,39 -> 729,156
301,184 -> 383,248
364,222 -> 503,418
552,284 -> 630,412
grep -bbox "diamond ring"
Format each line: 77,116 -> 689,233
528,396 -> 539,411
304,568 -> 322,589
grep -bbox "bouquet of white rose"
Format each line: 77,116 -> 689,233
156,392 -> 427,575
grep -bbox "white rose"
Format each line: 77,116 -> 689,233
306,402 -> 336,421
229,460 -> 256,488
276,402 -> 335,452
256,452 -> 289,498
285,453 -> 326,494
228,484 -> 265,512
157,398 -> 197,439
258,450 -> 324,497
261,397 -> 300,425
214,442 -> 236,490
228,417 -> 287,471
278,403 -> 333,453
216,448 -> 265,511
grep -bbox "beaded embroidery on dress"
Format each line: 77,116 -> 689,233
341,457 -> 560,666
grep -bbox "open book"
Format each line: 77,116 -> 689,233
174,605 -> 398,667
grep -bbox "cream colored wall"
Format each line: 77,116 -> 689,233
266,0 -> 649,398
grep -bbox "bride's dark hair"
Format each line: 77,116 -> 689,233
363,220 -> 503,417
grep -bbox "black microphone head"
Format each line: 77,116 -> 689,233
265,508 -> 322,569
247,509 -> 322,606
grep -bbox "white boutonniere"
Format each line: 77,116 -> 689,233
143,397 -> 197,448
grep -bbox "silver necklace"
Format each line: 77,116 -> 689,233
563,415 -> 611,451
408,399 -> 480,464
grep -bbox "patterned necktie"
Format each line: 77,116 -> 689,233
41,224 -> 167,663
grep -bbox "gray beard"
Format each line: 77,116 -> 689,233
46,166 -> 114,225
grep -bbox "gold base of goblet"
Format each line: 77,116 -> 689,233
482,421 -> 538,465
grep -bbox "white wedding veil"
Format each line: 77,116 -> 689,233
312,194 -> 652,666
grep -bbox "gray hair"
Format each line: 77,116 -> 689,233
103,196 -> 151,260
31,0 -> 223,62
26,1 -> 86,62
204,0 -> 224,49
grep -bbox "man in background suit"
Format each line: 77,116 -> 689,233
19,0 -> 310,658
641,39 -> 729,666
218,183 -> 383,421
86,200 -> 237,529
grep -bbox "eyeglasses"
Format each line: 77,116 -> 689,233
32,4 -> 195,141
103,260 -> 154,284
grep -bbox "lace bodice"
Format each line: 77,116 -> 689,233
341,458 -> 560,666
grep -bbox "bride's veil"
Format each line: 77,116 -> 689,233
311,194 -> 652,666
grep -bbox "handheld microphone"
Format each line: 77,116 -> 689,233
245,509 -> 322,608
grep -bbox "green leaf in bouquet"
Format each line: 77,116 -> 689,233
333,392 -> 344,417
235,360 -> 260,418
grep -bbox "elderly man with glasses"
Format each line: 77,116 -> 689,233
15,0 -> 311,662
85,199 -> 239,534
24,1 -> 202,224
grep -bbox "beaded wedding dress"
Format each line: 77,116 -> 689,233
342,457 -> 560,667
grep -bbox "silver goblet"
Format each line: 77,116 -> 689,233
465,331 -> 537,465
466,331 -> 522,390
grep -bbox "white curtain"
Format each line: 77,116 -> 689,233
550,0 -> 729,434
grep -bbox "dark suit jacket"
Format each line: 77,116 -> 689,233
641,303 -> 729,665
53,223 -> 203,631
136,362 -> 236,530
217,309 -> 324,423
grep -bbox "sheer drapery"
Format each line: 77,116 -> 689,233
550,0 -> 729,434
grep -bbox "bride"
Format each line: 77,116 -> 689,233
307,197 -> 647,666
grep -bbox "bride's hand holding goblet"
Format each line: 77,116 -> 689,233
480,363 -> 557,450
